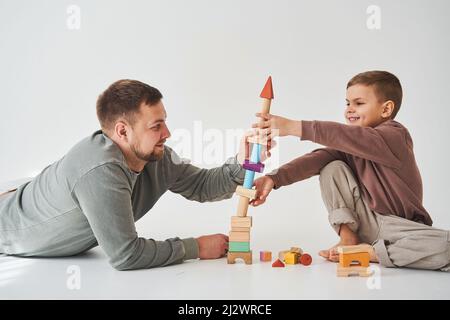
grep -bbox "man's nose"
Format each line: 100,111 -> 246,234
162,123 -> 171,140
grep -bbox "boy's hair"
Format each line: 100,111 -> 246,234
96,79 -> 163,131
347,71 -> 403,119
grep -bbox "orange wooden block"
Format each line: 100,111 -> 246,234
339,252 -> 370,268
260,251 -> 272,262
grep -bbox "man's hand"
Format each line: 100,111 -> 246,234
252,113 -> 302,138
237,130 -> 276,165
196,234 -> 229,259
250,175 -> 275,207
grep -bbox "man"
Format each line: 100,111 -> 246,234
0,79 -> 266,270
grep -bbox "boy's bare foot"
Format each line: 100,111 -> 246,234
319,239 -> 359,262
319,223 -> 359,262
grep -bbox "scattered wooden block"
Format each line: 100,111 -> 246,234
299,253 -> 312,266
229,241 -> 251,252
227,251 -> 252,265
337,244 -> 372,254
290,247 -> 303,255
231,216 -> 252,228
278,250 -> 290,261
235,186 -> 257,200
339,252 -> 370,268
260,251 -> 272,262
229,231 -> 250,242
337,266 -> 372,277
272,259 -> 285,268
284,252 -> 299,265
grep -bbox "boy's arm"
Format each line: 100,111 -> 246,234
300,120 -> 403,168
166,147 -> 246,202
72,164 -> 199,271
268,148 -> 343,189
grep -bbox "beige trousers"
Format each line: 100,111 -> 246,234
319,161 -> 450,272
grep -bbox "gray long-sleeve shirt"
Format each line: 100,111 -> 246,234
0,130 -> 245,270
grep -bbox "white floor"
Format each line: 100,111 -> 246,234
1,247 -> 449,300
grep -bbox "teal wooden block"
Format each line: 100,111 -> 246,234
229,241 -> 251,252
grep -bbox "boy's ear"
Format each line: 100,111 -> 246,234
381,100 -> 395,119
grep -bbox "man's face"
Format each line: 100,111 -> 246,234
345,84 -> 387,128
128,101 -> 171,162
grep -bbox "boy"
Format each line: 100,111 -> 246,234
251,71 -> 449,271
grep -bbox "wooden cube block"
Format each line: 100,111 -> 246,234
229,231 -> 250,242
284,252 -> 299,265
231,216 -> 252,228
259,251 -> 272,262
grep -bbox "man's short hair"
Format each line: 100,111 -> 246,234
347,71 -> 403,119
96,79 -> 163,131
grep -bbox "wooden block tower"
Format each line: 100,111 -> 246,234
227,76 -> 274,265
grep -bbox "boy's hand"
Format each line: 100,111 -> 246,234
252,113 -> 302,138
196,234 -> 229,259
250,176 -> 275,207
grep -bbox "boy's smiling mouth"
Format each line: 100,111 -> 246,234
347,115 -> 361,122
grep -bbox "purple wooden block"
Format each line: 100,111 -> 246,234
243,160 -> 265,173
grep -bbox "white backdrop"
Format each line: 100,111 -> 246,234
1,0 -> 449,256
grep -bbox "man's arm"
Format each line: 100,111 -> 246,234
71,164 -> 199,271
165,147 -> 246,202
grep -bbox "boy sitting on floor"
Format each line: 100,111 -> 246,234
251,70 -> 449,271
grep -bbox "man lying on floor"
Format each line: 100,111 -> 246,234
0,79 -> 267,270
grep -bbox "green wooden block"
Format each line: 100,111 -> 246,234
229,241 -> 251,252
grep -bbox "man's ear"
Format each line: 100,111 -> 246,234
381,100 -> 395,119
114,121 -> 129,142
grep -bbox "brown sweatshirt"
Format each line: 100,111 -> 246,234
269,120 -> 432,226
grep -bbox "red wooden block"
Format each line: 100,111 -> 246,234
272,259 -> 285,268
260,76 -> 274,99
299,253 -> 312,266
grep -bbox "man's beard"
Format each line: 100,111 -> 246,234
131,142 -> 164,162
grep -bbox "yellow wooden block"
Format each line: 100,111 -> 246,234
284,252 -> 299,265
229,231 -> 250,242
231,216 -> 252,228
235,186 -> 257,200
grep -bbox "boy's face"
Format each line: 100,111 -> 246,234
345,84 -> 391,128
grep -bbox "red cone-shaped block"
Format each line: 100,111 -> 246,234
260,76 -> 274,99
